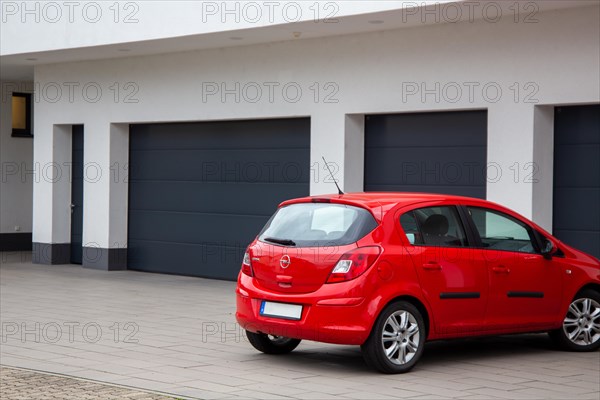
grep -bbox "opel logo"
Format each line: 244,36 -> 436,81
280,255 -> 291,269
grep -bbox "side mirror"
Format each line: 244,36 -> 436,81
541,239 -> 554,260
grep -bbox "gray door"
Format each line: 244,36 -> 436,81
553,105 -> 600,259
70,125 -> 84,264
128,118 -> 310,279
364,111 -> 488,198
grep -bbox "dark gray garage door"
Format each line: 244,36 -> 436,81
553,105 -> 600,259
364,111 -> 488,198
128,118 -> 310,279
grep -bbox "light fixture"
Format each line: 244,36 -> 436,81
293,32 -> 302,38
229,36 -> 243,41
25,57 -> 37,61
368,20 -> 384,25
117,48 -> 131,52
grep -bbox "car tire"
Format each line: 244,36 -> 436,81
549,289 -> 600,352
245,330 -> 301,355
361,301 -> 426,373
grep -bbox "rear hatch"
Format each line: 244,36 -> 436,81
249,202 -> 378,294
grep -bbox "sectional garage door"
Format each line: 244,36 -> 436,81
553,105 -> 600,259
364,111 -> 488,198
128,118 -> 310,279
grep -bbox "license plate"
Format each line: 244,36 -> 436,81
260,301 -> 303,320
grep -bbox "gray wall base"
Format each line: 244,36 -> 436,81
32,243 -> 71,265
82,247 -> 127,271
0,233 -> 32,251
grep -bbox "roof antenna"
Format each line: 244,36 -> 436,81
322,156 -> 344,195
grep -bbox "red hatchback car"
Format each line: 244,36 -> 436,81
235,193 -> 600,373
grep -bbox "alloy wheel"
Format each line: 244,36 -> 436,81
381,310 -> 421,365
563,298 -> 600,346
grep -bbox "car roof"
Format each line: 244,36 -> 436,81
280,192 -> 492,221
279,192 -> 554,239
282,192 -> 480,208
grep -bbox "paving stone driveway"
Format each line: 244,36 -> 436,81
1,253 -> 599,399
0,366 -> 176,399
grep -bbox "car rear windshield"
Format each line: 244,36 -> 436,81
258,203 -> 378,247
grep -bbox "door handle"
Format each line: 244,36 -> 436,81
276,275 -> 293,288
492,266 -> 510,274
276,275 -> 293,283
422,262 -> 442,271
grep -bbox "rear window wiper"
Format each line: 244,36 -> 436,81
263,237 -> 296,246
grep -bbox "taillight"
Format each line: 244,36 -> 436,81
326,246 -> 381,283
241,251 -> 254,277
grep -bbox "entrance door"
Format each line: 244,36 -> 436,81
70,125 -> 84,264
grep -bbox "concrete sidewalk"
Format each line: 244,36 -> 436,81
1,253 -> 599,399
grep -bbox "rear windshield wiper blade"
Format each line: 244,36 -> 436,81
263,237 -> 296,246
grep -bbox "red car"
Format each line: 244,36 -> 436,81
235,193 -> 600,373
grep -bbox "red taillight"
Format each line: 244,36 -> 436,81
241,251 -> 254,277
326,246 -> 381,283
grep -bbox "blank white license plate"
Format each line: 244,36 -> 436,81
260,301 -> 303,320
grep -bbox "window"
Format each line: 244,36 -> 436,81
310,206 -> 354,236
11,93 -> 32,137
400,206 -> 468,247
259,203 -> 378,247
400,213 -> 420,245
468,207 -> 537,253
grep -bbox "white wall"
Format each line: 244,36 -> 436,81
32,4 -> 600,247
0,81 -> 34,234
0,1 -> 434,55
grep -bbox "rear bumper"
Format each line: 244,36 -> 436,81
235,274 -> 373,345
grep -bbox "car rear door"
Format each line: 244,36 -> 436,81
398,204 -> 488,337
250,241 -> 356,294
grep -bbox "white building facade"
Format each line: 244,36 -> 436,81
1,1 -> 599,279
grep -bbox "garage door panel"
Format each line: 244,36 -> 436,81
129,149 -> 309,183
131,120 -> 310,150
364,184 -> 485,198
555,106 -> 600,145
553,105 -> 600,259
552,231 -> 600,260
129,211 -> 265,244
366,111 -> 487,148
365,111 -> 487,199
127,242 -> 243,279
553,145 -> 600,188
128,118 -> 310,279
553,188 -> 600,231
129,182 -> 304,216
365,147 -> 487,187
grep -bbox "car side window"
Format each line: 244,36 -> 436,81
400,212 -> 422,245
400,206 -> 468,247
467,207 -> 537,254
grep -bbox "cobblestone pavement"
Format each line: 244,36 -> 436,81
1,254 -> 599,399
0,366 -> 177,399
